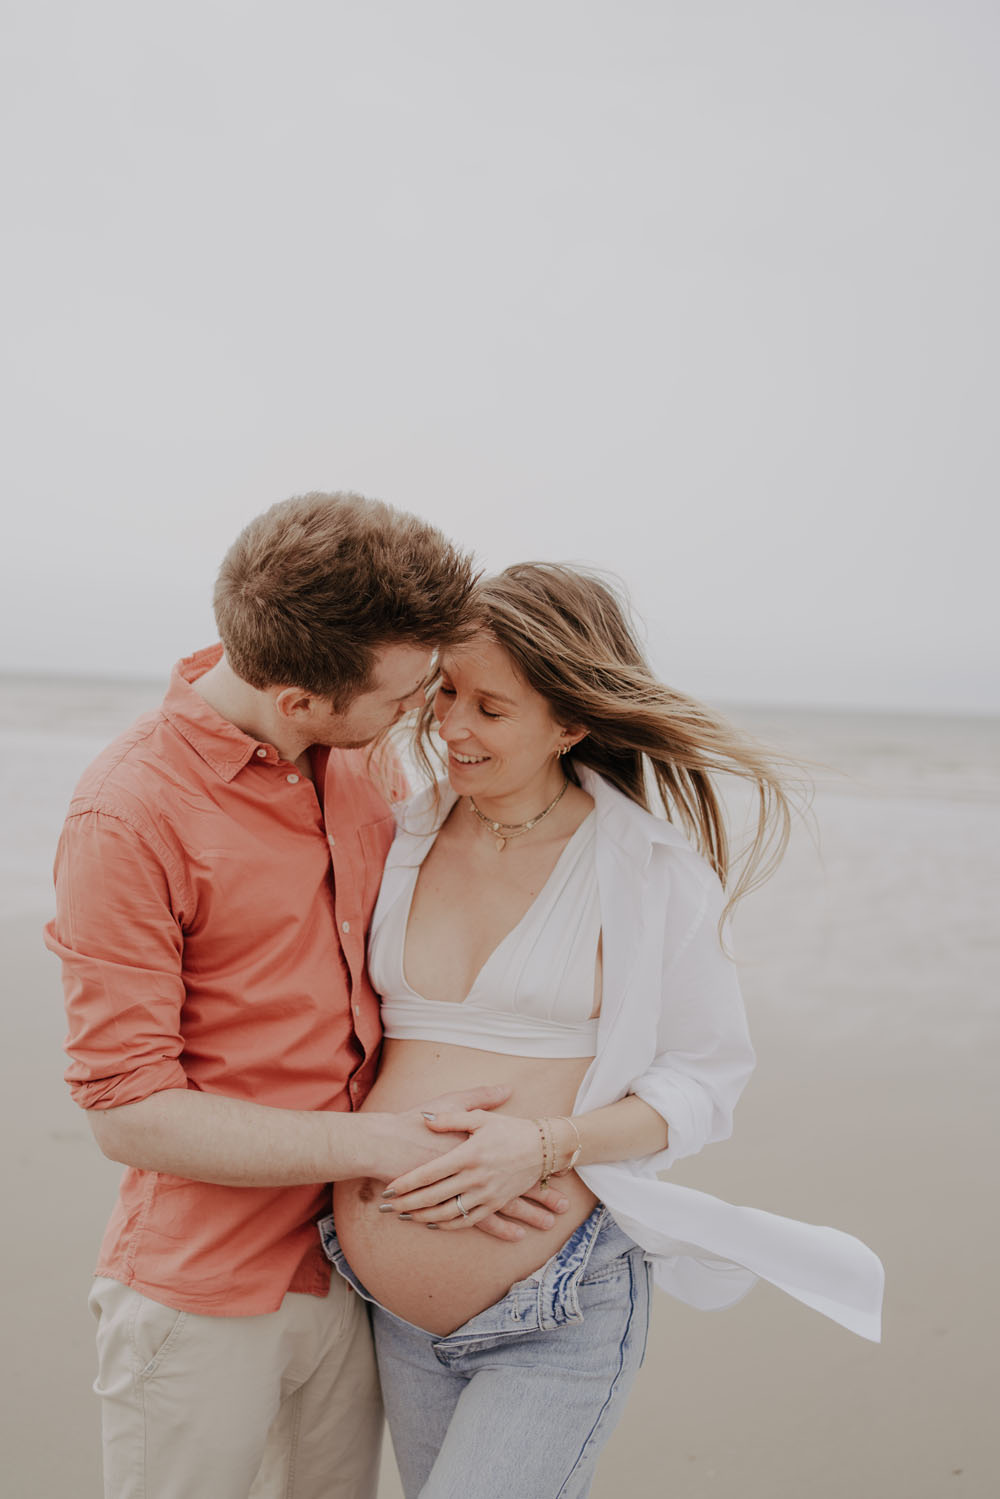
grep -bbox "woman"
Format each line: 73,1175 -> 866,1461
323,564 -> 883,1499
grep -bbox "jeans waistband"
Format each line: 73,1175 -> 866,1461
319,1205 -> 640,1344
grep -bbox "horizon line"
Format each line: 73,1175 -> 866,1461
1,666 -> 997,723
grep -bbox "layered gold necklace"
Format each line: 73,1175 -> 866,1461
468,778 -> 569,852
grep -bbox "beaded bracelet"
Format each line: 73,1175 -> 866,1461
534,1117 -> 556,1189
535,1115 -> 583,1187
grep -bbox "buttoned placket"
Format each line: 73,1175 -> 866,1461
319,812 -> 372,1109
331,822 -> 366,1109
253,747 -> 327,828
258,746 -> 369,1094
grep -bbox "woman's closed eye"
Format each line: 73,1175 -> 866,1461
437,684 -> 502,718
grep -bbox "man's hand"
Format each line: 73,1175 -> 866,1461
362,1084 -> 513,1181
471,1182 -> 570,1242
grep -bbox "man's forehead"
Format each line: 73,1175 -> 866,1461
370,642 -> 435,692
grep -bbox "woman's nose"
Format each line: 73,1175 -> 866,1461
438,705 -> 468,740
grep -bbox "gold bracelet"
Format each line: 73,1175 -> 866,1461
551,1115 -> 583,1176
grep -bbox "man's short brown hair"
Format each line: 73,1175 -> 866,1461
214,491 -> 476,702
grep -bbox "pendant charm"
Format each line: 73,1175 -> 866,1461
467,778 -> 569,854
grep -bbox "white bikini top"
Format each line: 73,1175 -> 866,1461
370,811 -> 601,1058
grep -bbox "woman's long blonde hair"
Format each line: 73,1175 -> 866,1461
415,562 -> 801,919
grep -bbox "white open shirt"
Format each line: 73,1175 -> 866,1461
376,765 -> 884,1342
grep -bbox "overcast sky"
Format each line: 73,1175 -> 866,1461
3,1 -> 997,712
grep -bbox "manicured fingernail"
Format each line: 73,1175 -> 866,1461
425,1222 -> 439,1230
381,1188 -> 396,1199
398,1213 -> 413,1221
377,1203 -> 394,1214
421,1112 -> 436,1121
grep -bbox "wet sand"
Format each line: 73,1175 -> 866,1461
4,706 -> 997,1497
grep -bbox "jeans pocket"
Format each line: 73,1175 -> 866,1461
577,1261 -> 626,1289
130,1295 -> 189,1379
574,1249 -> 651,1362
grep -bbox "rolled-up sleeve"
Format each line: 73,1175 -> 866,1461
630,866 -> 755,1172
45,811 -> 189,1109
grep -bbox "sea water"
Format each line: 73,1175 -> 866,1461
4,671 -> 998,937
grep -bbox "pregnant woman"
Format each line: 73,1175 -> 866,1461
325,564 -> 883,1499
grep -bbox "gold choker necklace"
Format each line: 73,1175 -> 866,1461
468,779 -> 569,852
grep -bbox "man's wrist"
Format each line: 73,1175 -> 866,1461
335,1110 -> 395,1180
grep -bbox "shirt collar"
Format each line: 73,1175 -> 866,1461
162,645 -> 275,784
576,764 -> 699,863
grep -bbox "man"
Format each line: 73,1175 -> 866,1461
45,493 -> 559,1499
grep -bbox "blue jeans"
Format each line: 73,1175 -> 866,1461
318,1207 -> 652,1499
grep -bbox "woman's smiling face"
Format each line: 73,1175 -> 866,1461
434,635 -> 575,802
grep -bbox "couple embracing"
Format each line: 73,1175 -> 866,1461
46,491 -> 883,1499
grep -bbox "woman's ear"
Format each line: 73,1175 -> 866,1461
558,725 -> 589,751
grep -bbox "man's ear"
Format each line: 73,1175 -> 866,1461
273,686 -> 316,721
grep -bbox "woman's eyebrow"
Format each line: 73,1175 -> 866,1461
439,672 -> 517,707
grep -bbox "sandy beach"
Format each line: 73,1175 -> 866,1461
2,680 -> 997,1497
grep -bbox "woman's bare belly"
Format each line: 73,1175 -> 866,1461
333,1038 -> 598,1335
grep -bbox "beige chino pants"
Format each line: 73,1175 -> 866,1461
89,1274 -> 382,1499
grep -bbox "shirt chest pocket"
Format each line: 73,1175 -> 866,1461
182,834 -> 333,946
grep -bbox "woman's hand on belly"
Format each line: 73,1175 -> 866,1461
354,1084 -> 569,1242
379,1107 -> 554,1230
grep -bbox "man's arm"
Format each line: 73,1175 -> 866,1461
49,811 -> 566,1237
47,810 -> 485,1187
86,1084 -> 507,1188
87,1085 -> 568,1242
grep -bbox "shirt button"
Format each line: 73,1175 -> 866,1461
353,1004 -> 360,1017
328,836 -> 336,848
341,920 -> 351,934
255,747 -> 268,759
286,773 -> 300,784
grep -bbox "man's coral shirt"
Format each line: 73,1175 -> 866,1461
45,646 -> 403,1315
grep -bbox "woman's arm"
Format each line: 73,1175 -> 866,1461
627,867 -> 755,1171
380,859 -> 754,1228
376,1095 -> 668,1229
